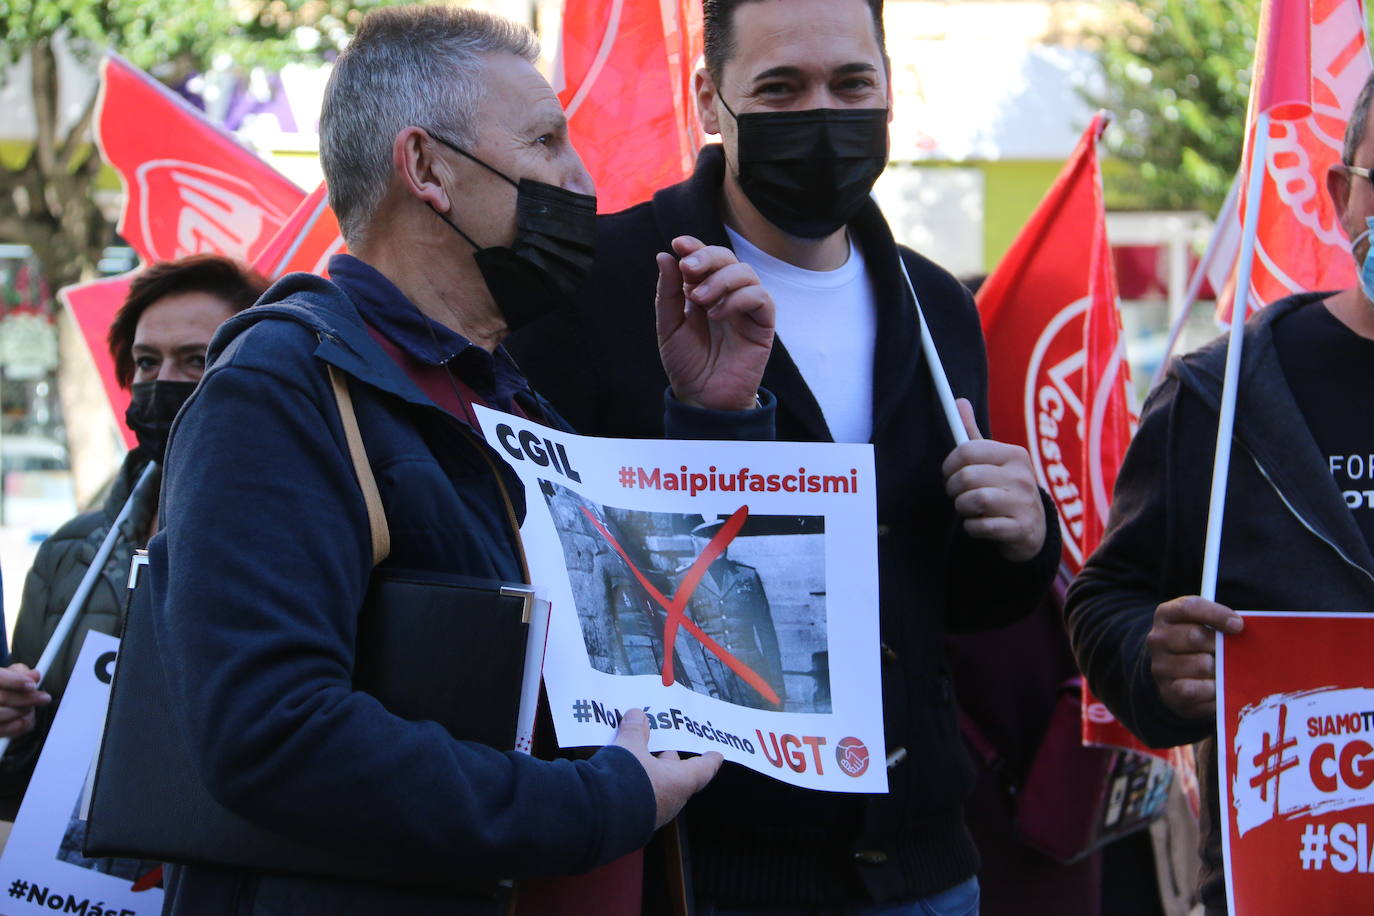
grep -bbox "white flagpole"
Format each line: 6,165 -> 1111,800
1151,176 -> 1243,389
1200,113 -> 1271,602
899,257 -> 969,447
0,461 -> 159,758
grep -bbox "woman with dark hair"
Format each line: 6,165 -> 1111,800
0,255 -> 267,816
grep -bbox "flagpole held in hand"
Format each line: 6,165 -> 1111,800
0,460 -> 159,759
899,256 -> 969,448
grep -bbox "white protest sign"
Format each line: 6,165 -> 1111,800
475,407 -> 886,792
0,631 -> 162,916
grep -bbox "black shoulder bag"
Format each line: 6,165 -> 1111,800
84,367 -> 536,886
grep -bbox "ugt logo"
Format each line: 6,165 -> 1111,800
134,160 -> 290,261
835,736 -> 870,778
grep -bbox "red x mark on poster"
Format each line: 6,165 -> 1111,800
579,505 -> 781,706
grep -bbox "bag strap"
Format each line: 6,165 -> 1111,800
328,365 -> 390,566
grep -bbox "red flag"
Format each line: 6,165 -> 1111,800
63,183 -> 345,453
977,113 -> 1133,573
976,115 -> 1193,774
59,275 -> 138,449
251,182 -> 346,278
1216,0 -> 1369,323
62,54 -> 313,444
94,53 -> 306,264
556,0 -> 704,213
1254,0 -> 1314,120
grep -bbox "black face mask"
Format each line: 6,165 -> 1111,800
721,98 -> 888,239
427,133 -> 597,332
125,379 -> 197,463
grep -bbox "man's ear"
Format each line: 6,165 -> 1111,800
394,127 -> 452,214
696,68 -> 722,136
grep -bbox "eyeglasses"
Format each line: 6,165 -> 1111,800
1345,164 -> 1374,185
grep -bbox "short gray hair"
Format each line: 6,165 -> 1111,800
1343,71 -> 1374,166
320,6 -> 539,246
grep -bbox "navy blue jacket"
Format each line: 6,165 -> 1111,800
150,269 -> 774,915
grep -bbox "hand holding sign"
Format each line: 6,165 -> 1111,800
941,399 -> 1047,563
1147,595 -> 1244,719
0,664 -> 49,739
655,235 -> 775,412
610,708 -> 723,830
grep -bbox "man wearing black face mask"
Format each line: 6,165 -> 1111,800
147,8 -> 778,915
507,0 -> 1059,912
0,254 -> 265,818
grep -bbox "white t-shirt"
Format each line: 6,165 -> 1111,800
725,226 -> 878,443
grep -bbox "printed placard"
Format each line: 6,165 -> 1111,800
0,631 -> 163,915
475,407 -> 885,792
1218,612 -> 1374,914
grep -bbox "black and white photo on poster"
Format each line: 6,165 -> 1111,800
540,481 -> 831,714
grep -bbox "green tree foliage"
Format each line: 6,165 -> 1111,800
0,0 -> 404,294
1085,0 -> 1258,214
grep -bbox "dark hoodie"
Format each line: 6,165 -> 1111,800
1066,292 -> 1374,914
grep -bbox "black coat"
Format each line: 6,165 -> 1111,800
507,145 -> 1060,907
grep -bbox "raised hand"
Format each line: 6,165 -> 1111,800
655,236 -> 774,412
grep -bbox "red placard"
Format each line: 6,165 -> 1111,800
1219,612 -> 1374,913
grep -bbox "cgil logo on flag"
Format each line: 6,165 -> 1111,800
134,160 -> 291,262
1214,0 -> 1370,323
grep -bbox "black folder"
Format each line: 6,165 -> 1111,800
84,563 -> 534,885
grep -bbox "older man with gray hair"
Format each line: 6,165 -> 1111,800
149,6 -> 776,915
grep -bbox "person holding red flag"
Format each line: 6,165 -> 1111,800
508,0 -> 1060,911
1065,72 -> 1374,914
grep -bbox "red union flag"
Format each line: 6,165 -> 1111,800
63,54 -> 312,446
95,53 -> 305,265
977,113 -> 1133,574
59,275 -> 138,449
1217,0 -> 1370,323
252,182 -> 346,278
975,116 -> 1195,773
556,0 -> 704,213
